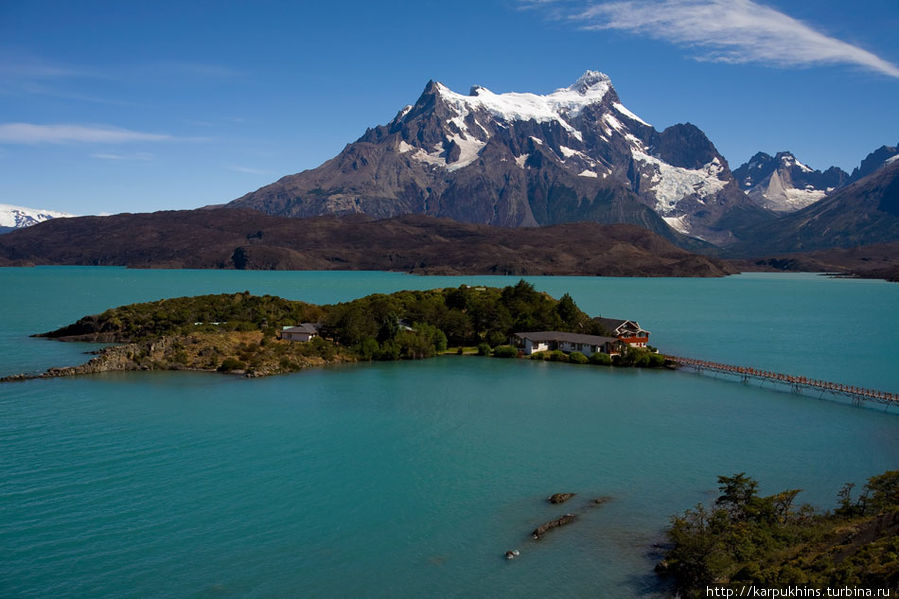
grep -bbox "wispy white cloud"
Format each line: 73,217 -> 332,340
91,151 -> 155,161
0,54 -> 242,83
0,56 -> 107,81
0,123 -> 174,144
227,165 -> 271,175
0,53 -> 243,106
525,0 -> 899,78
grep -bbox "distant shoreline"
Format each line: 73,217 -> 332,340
0,210 -> 736,277
2,210 -> 896,281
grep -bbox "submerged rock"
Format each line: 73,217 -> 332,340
548,493 -> 575,504
531,514 -> 577,539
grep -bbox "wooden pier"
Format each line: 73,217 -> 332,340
669,356 -> 899,408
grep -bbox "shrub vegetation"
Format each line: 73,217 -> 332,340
568,351 -> 589,364
660,471 -> 899,596
491,345 -> 519,358
590,352 -> 612,366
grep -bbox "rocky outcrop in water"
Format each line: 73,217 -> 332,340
548,493 -> 575,504
531,514 -> 577,539
1,332 -> 352,383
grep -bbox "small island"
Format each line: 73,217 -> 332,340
3,280 -> 667,382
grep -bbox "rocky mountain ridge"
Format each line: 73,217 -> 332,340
727,159 -> 899,257
228,71 -> 771,246
850,142 -> 899,182
733,152 -> 848,213
732,143 -> 899,216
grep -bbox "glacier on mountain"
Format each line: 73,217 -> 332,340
0,204 -> 74,230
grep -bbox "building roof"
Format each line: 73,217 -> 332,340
282,323 -> 318,334
513,331 -> 621,345
593,317 -> 650,335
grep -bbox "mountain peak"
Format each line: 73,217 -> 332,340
774,151 -> 814,173
570,70 -> 611,94
0,203 -> 75,231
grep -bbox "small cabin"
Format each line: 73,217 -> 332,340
593,317 -> 651,348
280,323 -> 319,342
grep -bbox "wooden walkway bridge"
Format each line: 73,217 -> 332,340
669,356 -> 898,408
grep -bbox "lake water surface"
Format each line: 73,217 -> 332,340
1,268 -> 897,598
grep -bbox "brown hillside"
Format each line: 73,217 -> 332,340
0,209 -> 736,277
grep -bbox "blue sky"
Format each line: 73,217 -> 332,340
1,0 -> 897,215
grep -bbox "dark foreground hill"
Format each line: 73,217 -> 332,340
0,208 -> 736,277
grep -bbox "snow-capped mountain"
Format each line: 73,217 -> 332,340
0,204 -> 74,233
733,152 -> 848,213
729,158 -> 899,256
229,71 -> 770,246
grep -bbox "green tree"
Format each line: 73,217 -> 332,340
716,473 -> 759,519
555,293 -> 582,328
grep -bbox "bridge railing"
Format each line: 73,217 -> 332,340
667,356 -> 898,407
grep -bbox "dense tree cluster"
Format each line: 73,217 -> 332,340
661,471 -> 899,595
320,280 -> 603,360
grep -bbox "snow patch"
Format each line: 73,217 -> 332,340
397,140 -> 416,154
435,74 -> 611,122
529,136 -> 543,145
613,102 -> 650,127
886,154 -> 899,165
602,113 -> 624,132
662,215 -> 690,235
559,146 -> 579,158
446,134 -> 486,172
407,135 -> 485,172
794,158 -> 813,173
514,154 -> 529,168
434,73 -> 610,143
577,170 -> 598,178
411,149 -> 446,168
449,115 -> 469,135
624,133 -> 644,148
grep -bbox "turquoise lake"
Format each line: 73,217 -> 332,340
1,268 -> 898,598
